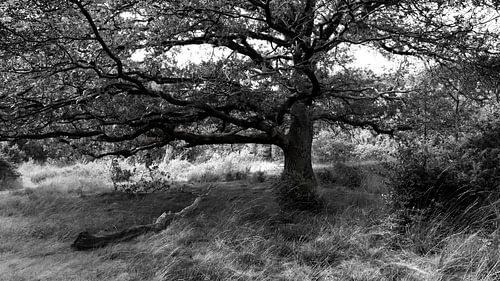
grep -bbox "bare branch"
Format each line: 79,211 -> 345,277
314,112 -> 412,135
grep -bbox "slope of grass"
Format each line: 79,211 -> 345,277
2,159 -> 500,280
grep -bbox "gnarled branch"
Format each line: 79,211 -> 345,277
71,187 -> 213,250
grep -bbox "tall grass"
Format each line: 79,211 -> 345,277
14,150 -> 280,193
4,154 -> 500,280
17,160 -> 112,193
160,150 -> 280,183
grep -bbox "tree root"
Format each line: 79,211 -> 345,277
71,188 -> 210,251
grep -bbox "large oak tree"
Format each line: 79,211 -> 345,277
1,0 -> 498,209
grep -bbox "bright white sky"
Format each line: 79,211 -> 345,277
131,44 -> 400,74
350,46 -> 398,73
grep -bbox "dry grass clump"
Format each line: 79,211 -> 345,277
433,233 -> 500,280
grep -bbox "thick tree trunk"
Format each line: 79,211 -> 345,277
276,102 -> 321,211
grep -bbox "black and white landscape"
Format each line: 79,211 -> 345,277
1,1 -> 500,280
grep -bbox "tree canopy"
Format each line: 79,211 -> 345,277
1,0 -> 499,208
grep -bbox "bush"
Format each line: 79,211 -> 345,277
313,130 -> 354,163
252,170 -> 266,183
0,157 -> 21,190
316,162 -> 362,189
0,142 -> 25,164
391,123 -> 500,237
127,164 -> 172,193
2,139 -> 84,164
352,131 -> 398,162
110,159 -> 171,193
353,142 -> 396,162
224,168 -> 250,182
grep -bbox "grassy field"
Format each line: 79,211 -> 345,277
1,160 -> 499,281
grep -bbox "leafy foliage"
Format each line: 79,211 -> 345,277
316,162 -> 362,189
0,156 -> 20,190
1,0 -> 499,209
1,0 -> 489,152
312,130 -> 355,163
110,159 -> 171,193
391,120 -> 500,235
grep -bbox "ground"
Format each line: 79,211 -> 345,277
0,161 -> 498,281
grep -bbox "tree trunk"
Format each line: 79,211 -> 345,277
263,144 -> 273,161
276,102 -> 321,211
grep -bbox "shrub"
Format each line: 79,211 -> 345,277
110,159 -> 171,193
391,123 -> 500,237
4,139 -> 84,164
126,164 -> 171,193
159,158 -> 193,181
313,130 -> 354,163
191,172 -> 221,183
224,168 -> 250,182
0,142 -> 26,164
391,148 -> 466,236
252,170 -> 267,183
316,162 -> 362,189
351,132 -> 398,162
353,142 -> 396,162
0,156 -> 21,190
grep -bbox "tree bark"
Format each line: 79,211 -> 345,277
276,102 -> 322,211
263,144 -> 273,161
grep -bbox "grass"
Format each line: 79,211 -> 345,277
160,151 -> 280,183
14,152 -> 279,191
17,161 -> 112,192
0,186 -> 197,281
1,158 -> 500,280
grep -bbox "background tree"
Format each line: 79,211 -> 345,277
1,0 -> 499,209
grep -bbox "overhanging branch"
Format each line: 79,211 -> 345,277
172,130 -> 282,146
314,112 -> 412,135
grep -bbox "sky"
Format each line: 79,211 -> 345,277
350,46 -> 397,73
131,44 -> 398,74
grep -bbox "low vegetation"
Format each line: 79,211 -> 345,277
1,147 -> 500,281
0,158 -> 21,191
2,1 -> 500,280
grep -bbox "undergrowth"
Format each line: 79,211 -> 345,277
3,179 -> 498,281
2,151 -> 500,280
390,121 -> 500,255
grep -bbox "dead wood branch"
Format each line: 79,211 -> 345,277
71,186 -> 213,250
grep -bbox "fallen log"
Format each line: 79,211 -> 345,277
71,189 -> 209,251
